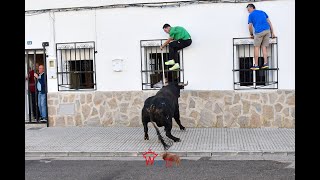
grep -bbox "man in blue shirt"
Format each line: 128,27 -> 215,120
247,4 -> 276,70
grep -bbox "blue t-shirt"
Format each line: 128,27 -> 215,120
248,10 -> 270,34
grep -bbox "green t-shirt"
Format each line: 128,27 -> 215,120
169,26 -> 191,40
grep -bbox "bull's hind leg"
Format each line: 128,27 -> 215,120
142,109 -> 149,140
143,121 -> 149,140
165,126 -> 181,142
174,106 -> 185,131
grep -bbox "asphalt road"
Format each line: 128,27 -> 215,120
25,157 -> 295,180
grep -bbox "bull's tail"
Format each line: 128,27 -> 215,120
147,105 -> 172,150
150,121 -> 171,150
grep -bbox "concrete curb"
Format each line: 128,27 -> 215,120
25,151 -> 295,157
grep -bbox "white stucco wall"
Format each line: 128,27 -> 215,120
25,0 -> 295,91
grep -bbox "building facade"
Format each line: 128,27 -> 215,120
25,0 -> 295,128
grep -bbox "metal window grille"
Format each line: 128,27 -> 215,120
232,37 -> 279,90
140,39 -> 185,90
56,41 -> 97,91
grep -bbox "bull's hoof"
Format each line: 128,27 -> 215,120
180,126 -> 186,131
174,138 -> 181,142
144,136 -> 149,140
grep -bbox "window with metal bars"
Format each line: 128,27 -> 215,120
232,37 -> 279,90
56,41 -> 97,91
140,39 -> 185,90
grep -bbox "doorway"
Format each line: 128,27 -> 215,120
25,49 -> 47,124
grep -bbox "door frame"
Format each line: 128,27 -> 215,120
25,48 -> 49,127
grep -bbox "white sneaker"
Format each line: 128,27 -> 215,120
165,60 -> 175,65
40,119 -> 47,123
169,63 -> 180,70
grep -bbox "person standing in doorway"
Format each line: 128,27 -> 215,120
160,24 -> 192,71
34,65 -> 47,122
246,3 -> 276,70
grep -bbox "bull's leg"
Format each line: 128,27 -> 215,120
165,125 -> 181,142
143,121 -> 149,140
142,110 -> 149,140
174,105 -> 185,131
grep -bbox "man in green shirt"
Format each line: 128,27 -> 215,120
160,24 -> 192,70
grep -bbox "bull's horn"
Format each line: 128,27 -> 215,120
178,81 -> 188,86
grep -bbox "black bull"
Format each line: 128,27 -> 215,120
142,82 -> 187,150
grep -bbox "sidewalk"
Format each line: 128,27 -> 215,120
25,127 -> 294,157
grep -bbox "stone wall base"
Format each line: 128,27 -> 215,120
47,90 -> 295,128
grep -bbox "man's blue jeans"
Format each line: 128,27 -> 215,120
38,93 -> 47,118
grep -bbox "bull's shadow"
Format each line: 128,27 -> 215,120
142,81 -> 188,150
